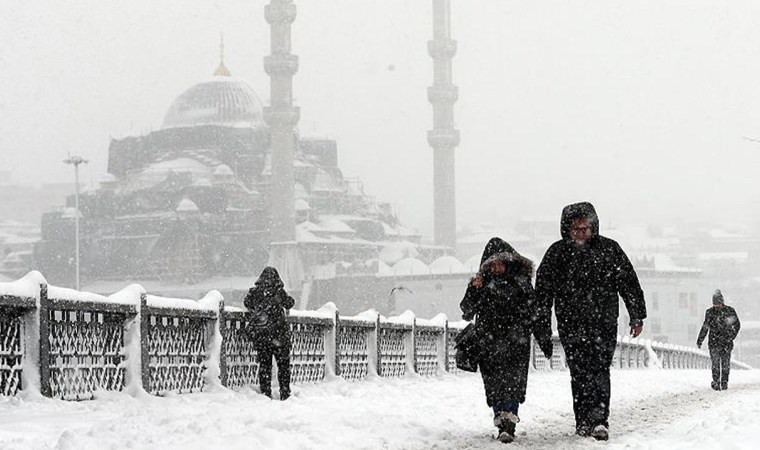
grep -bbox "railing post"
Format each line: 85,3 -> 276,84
407,316 -> 417,374
218,300 -> 228,387
38,283 -> 51,398
139,293 -> 150,393
368,312 -> 381,377
322,308 -> 340,378
442,320 -> 449,373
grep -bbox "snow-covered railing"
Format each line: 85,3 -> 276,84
0,272 -> 465,400
0,271 -> 750,401
530,334 -> 750,371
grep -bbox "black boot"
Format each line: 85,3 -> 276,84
494,412 -> 518,444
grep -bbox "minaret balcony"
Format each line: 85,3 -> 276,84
427,86 -> 459,104
427,128 -> 460,149
264,106 -> 301,127
264,54 -> 299,76
427,40 -> 457,59
265,2 -> 297,25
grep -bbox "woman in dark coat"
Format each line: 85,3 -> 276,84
244,266 -> 296,400
460,237 -> 553,444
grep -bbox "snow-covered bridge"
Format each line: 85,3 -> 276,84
1,271 -> 757,448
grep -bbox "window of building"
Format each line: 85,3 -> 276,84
651,318 -> 661,334
687,324 -> 697,341
651,292 -> 659,311
689,293 -> 698,317
678,293 -> 688,309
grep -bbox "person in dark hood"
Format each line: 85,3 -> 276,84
697,289 -> 741,390
535,202 -> 647,441
460,237 -> 553,444
244,266 -> 296,400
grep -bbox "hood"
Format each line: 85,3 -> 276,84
479,237 -> 516,266
560,202 -> 599,241
712,289 -> 724,305
254,266 -> 284,290
479,237 -> 534,279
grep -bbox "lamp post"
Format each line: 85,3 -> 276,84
63,155 -> 88,290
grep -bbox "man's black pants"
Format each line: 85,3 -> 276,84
562,335 -> 617,430
256,343 -> 292,399
709,345 -> 732,390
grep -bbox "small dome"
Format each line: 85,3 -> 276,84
463,254 -> 481,273
429,256 -> 466,274
295,199 -> 311,211
392,257 -> 429,276
162,77 -> 264,129
176,198 -> 199,212
214,164 -> 233,176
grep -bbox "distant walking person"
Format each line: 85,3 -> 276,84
535,202 -> 647,441
460,237 -> 553,444
244,267 -> 295,400
697,289 -> 741,390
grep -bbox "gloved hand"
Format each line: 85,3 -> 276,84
538,340 -> 553,359
696,342 -> 702,349
630,325 -> 643,338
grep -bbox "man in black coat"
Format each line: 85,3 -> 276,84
244,266 -> 296,400
697,289 -> 741,391
535,202 -> 647,441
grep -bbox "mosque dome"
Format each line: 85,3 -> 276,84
162,66 -> 265,129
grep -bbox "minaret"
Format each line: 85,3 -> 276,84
264,0 -> 299,241
428,0 -> 460,250
264,0 -> 303,290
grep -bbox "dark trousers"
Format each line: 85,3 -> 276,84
563,336 -> 616,430
257,343 -> 291,399
709,346 -> 732,390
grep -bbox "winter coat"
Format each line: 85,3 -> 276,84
697,305 -> 741,349
535,202 -> 647,345
244,267 -> 296,350
460,237 -> 550,405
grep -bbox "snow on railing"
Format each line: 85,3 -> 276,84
0,271 -> 751,401
529,333 -> 750,372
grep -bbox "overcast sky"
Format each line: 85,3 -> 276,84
2,0 -> 760,238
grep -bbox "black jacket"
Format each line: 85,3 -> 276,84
697,305 -> 741,349
244,267 -> 296,348
535,202 -> 647,343
460,237 -> 550,404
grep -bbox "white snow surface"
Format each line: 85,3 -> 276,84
1,369 -> 758,449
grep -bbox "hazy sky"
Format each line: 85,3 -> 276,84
2,0 -> 760,238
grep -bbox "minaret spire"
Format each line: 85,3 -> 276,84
264,0 -> 303,291
428,0 -> 460,249
214,32 -> 231,76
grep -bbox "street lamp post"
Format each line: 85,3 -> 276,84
63,155 -> 88,290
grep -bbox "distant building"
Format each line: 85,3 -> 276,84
33,62 -> 422,293
624,253 -> 704,346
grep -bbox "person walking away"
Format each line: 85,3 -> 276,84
534,202 -> 647,441
460,237 -> 553,444
697,289 -> 741,390
244,266 -> 296,400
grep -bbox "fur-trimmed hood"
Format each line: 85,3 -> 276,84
479,237 -> 534,279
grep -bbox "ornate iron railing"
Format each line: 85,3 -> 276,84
0,272 -> 751,401
414,324 -> 443,377
0,296 -> 30,397
44,291 -> 135,400
378,323 -> 409,378
338,318 -> 373,381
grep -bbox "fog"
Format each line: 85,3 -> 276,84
2,0 -> 760,236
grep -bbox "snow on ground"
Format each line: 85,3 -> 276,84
1,369 -> 759,450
